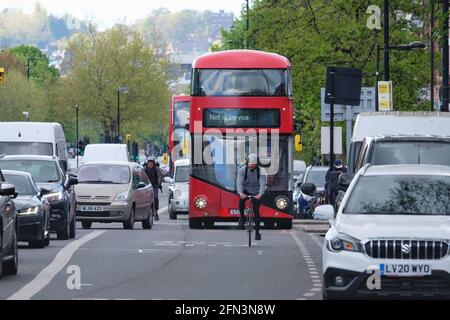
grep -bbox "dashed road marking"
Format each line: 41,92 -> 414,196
290,231 -> 322,300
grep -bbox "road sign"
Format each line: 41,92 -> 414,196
377,81 -> 393,111
321,127 -> 343,155
126,134 -> 132,140
0,68 -> 4,85
321,87 -> 376,122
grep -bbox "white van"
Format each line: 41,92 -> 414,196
82,144 -> 129,164
349,112 -> 450,172
0,122 -> 68,171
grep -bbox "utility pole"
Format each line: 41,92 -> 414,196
27,58 -> 30,81
442,0 -> 449,112
245,0 -> 249,49
75,105 -> 79,167
384,0 -> 390,81
431,0 -> 435,111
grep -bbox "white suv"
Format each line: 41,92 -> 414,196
315,165 -> 450,299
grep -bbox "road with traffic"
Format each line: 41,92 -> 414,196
0,184 -> 324,300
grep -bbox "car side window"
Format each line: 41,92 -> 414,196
138,168 -> 150,186
132,168 -> 141,189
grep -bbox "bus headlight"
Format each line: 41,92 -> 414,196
194,196 -> 207,209
275,196 -> 289,210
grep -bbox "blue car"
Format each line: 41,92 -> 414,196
294,166 -> 328,218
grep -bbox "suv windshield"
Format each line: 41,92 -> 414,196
76,165 -> 130,184
371,141 -> 450,166
0,142 -> 53,156
0,160 -> 60,183
3,174 -> 36,195
344,175 -> 450,216
175,166 -> 189,183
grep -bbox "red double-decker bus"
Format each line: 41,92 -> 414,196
189,50 -> 294,229
169,95 -> 191,177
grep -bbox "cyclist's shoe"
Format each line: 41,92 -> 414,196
155,212 -> 159,221
255,232 -> 262,241
238,217 -> 245,229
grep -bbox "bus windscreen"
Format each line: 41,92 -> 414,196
203,108 -> 280,128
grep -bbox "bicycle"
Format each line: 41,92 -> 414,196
244,195 -> 255,247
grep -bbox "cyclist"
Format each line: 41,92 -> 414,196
236,154 -> 267,241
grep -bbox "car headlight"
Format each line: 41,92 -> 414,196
43,191 -> 64,202
194,196 -> 207,209
274,196 -> 289,210
115,191 -> 128,201
174,189 -> 182,198
19,206 -> 39,215
327,234 -> 362,253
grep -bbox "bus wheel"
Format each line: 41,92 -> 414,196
277,220 -> 292,230
189,219 -> 203,229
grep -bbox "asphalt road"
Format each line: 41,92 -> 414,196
0,184 -> 324,300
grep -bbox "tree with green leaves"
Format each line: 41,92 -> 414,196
58,25 -> 172,144
215,0 -> 432,164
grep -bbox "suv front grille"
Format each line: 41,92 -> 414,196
364,240 -> 449,260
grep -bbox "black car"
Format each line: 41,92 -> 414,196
3,170 -> 51,248
0,155 -> 78,240
0,171 -> 19,278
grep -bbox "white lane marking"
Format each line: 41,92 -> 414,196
159,206 -> 168,213
307,233 -> 325,249
8,231 -> 105,300
257,250 -> 263,255
290,231 -> 323,300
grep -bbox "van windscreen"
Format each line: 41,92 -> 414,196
0,142 -> 53,156
371,141 -> 450,166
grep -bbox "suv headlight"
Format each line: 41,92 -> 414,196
327,234 -> 362,253
174,189 -> 182,198
19,206 -> 39,215
43,191 -> 64,202
115,192 -> 128,201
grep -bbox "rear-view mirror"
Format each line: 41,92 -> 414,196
0,183 -> 16,197
300,183 -> 316,196
314,205 -> 335,221
164,177 -> 174,184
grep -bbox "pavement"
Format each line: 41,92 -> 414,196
0,184 -> 326,300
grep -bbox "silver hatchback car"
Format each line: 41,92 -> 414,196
74,162 -> 154,230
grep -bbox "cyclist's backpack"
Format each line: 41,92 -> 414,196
244,165 -> 260,183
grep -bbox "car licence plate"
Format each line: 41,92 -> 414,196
80,205 -> 104,212
380,263 -> 432,277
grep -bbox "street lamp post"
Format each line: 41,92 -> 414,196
442,0 -> 449,112
75,105 -> 79,167
116,85 -> 129,143
431,0 -> 435,111
384,0 -> 390,81
376,41 -> 426,111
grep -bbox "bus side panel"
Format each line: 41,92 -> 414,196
189,177 -> 222,219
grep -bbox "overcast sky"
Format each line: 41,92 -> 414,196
0,0 -> 244,29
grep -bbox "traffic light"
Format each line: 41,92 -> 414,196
162,153 -> 169,164
0,68 -> 5,85
126,134 -> 132,141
